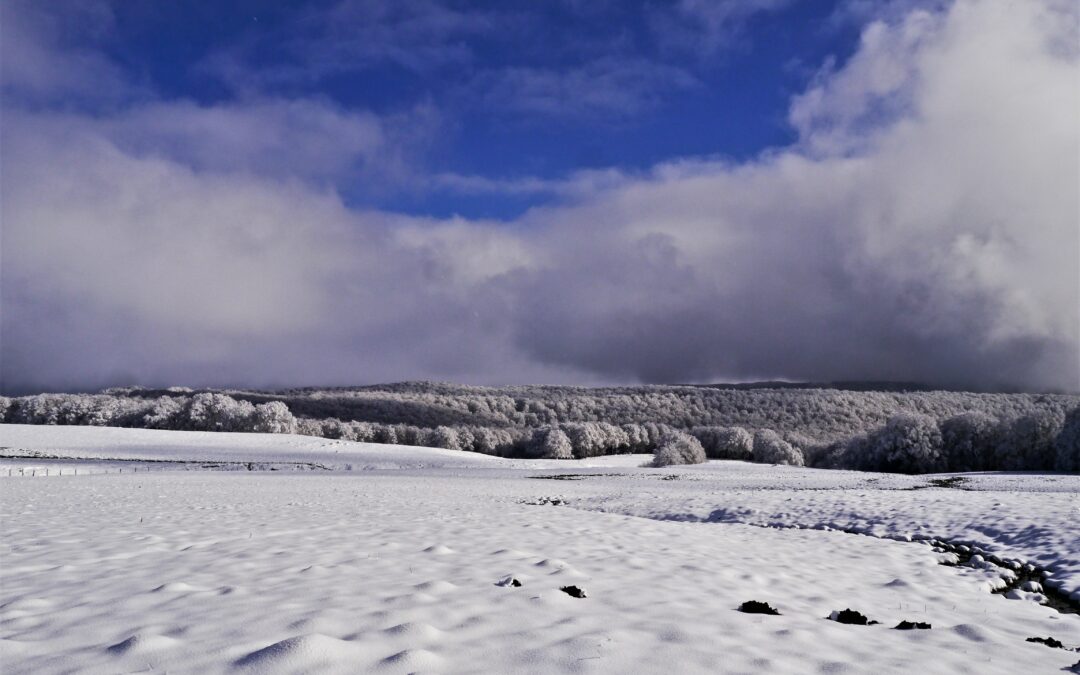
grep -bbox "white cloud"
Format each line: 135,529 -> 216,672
204,0 -> 496,92
653,0 -> 798,57
2,0 -> 1077,393
0,0 -> 130,104
473,58 -> 700,117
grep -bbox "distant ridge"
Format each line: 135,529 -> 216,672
127,380 -> 1021,396
687,381 -> 944,393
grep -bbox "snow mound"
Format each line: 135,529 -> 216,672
422,544 -> 454,555
152,582 -> 208,593
234,634 -> 366,673
106,632 -> 182,654
0,639 -> 34,659
413,580 -> 458,594
380,648 -> 443,671
382,622 -> 444,641
533,558 -> 569,570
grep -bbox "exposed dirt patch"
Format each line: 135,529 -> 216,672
738,600 -> 780,615
895,620 -> 931,630
528,473 -> 623,481
522,496 -> 565,506
829,609 -> 879,625
906,476 -> 969,490
1025,636 -> 1067,649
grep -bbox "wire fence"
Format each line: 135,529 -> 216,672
3,465 -> 179,477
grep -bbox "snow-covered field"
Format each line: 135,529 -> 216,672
2,426 -> 1078,673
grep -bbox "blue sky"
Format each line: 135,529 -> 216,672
86,0 -> 864,218
1,0 -> 1077,394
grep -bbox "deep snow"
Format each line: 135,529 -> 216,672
1,425 -> 1078,673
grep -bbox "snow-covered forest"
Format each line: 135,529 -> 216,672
4,383 -> 1077,474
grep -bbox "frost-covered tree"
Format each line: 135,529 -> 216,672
0,396 -> 10,422
251,401 -> 297,434
781,431 -> 819,462
864,414 -> 944,474
651,431 -> 706,467
562,422 -> 610,458
455,426 -> 475,452
4,382 -> 1078,470
811,438 -> 856,470
427,425 -> 462,451
529,426 -> 573,459
350,421 -> 377,442
751,429 -> 804,466
13,395 -> 62,424
621,423 -> 653,453
374,424 -> 398,445
394,424 -> 426,447
142,396 -> 184,429
471,426 -> 511,455
691,426 -> 753,460
939,411 -> 1000,472
1054,406 -> 1080,473
996,410 -> 1064,471
82,399 -> 118,426
295,417 -> 325,437
318,418 -> 354,440
182,393 -> 256,432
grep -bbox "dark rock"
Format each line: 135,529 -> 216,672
895,620 -> 931,630
738,600 -> 781,615
560,585 -> 587,598
830,609 -> 879,625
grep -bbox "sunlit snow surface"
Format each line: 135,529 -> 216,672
2,425 -> 1078,674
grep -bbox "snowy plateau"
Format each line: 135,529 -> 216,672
1,425 -> 1078,674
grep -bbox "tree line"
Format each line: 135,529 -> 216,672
1,383 -> 1077,473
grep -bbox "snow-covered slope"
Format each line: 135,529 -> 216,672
0,424 -> 650,470
0,424 -> 504,470
1,425 -> 1078,674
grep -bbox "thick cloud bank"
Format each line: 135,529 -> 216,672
2,0 -> 1077,393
